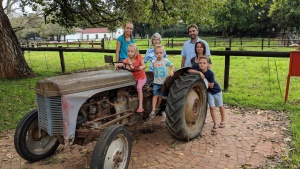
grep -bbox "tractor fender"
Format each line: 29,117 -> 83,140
161,67 -> 193,96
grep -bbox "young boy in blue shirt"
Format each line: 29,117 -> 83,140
194,57 -> 225,133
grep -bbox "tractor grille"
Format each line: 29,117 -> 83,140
37,94 -> 63,136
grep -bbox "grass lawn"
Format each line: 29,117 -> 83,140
1,38 -> 300,167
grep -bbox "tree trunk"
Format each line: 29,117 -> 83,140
0,5 -> 34,78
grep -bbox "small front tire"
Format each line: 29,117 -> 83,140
14,109 -> 60,162
90,124 -> 132,169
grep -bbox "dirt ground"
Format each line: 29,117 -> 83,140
0,106 -> 292,169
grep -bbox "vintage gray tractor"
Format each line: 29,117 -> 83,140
14,58 -> 207,169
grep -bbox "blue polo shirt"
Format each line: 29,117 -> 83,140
117,35 -> 135,61
181,38 -> 210,67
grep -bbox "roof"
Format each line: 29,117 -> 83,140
75,28 -> 83,32
82,28 -> 110,34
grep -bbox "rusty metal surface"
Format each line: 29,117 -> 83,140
36,70 -> 135,97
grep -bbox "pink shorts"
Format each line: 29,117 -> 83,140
136,78 -> 147,92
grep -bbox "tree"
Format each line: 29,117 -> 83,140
0,1 -> 33,78
269,1 -> 300,36
38,23 -> 75,41
1,0 -> 224,78
211,0 -> 249,37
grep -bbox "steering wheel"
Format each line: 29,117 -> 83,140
112,62 -> 141,72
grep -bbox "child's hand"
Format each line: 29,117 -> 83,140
138,66 -> 144,70
199,72 -> 204,79
114,63 -> 121,69
170,71 -> 174,76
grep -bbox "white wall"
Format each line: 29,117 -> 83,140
63,32 -> 83,42
111,28 -> 123,39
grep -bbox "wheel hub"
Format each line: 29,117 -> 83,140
185,90 -> 200,126
113,151 -> 123,167
32,128 -> 48,141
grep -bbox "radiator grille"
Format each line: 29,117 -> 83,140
37,94 -> 63,136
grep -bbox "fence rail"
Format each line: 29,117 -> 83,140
165,38 -> 300,50
21,39 -> 105,48
21,37 -> 300,50
21,47 -> 290,91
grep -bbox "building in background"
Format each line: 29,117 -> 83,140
61,28 -> 123,42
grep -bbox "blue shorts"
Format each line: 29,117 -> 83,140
208,91 -> 223,107
152,83 -> 164,96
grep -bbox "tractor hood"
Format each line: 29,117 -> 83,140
36,70 -> 135,97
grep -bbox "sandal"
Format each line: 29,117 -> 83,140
219,122 -> 225,128
211,126 -> 217,132
149,110 -> 156,119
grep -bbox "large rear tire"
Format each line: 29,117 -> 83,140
165,74 -> 207,141
14,109 -> 60,162
90,124 -> 132,169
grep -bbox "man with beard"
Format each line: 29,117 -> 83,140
181,24 -> 211,68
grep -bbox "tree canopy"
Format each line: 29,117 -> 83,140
19,0 -> 225,29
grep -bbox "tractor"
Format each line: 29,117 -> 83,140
14,56 -> 207,169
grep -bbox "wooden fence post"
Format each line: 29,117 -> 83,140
101,38 -> 105,49
171,39 -> 174,48
58,46 -> 66,73
224,47 -> 231,91
92,40 -> 94,48
261,38 -> 264,50
240,38 -> 242,47
268,38 -> 270,47
229,38 -> 232,49
214,38 -> 216,47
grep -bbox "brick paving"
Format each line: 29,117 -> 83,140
0,106 -> 290,169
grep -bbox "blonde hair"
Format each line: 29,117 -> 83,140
199,56 -> 209,62
154,44 -> 164,52
123,21 -> 133,29
123,21 -> 134,38
128,43 -> 139,58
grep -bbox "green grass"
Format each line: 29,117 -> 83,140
2,38 -> 300,167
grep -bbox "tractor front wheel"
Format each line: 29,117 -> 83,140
14,109 -> 60,162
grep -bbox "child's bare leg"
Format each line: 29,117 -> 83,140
156,96 -> 162,108
138,91 -> 143,110
218,106 -> 225,128
209,106 -> 217,128
152,95 -> 158,112
149,95 -> 158,117
219,106 -> 225,124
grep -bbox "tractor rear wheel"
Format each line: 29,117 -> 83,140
165,74 -> 207,141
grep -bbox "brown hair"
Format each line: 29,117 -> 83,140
188,24 -> 198,31
195,41 -> 206,56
